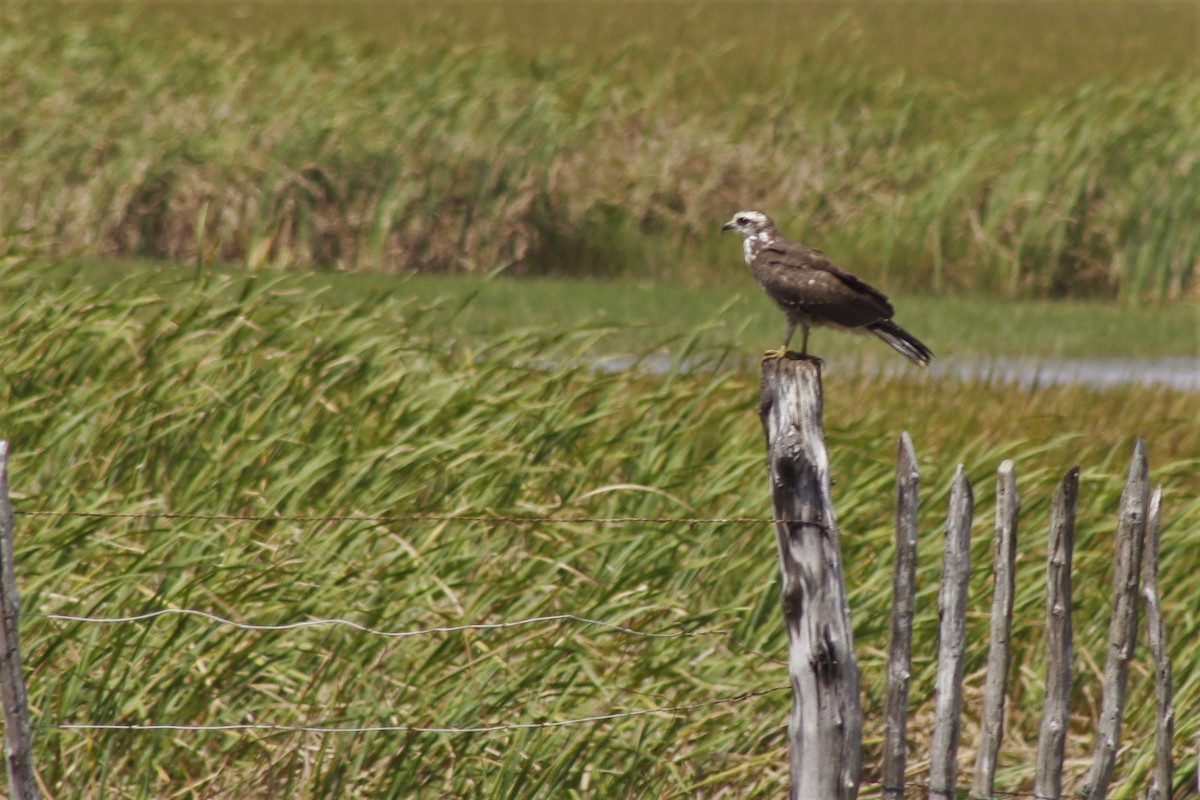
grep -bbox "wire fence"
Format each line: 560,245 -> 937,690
14,509 -> 797,525
3,590 -> 1162,800
7,492 -> 1179,799
39,686 -> 789,735
29,608 -> 728,639
18,507 -> 788,736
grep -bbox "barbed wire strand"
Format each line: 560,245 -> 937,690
30,608 -> 787,668
29,609 -> 727,639
13,509 -> 823,527
30,702 -> 1056,800
41,686 -> 787,735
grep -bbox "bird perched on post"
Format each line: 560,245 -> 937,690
722,210 -> 933,366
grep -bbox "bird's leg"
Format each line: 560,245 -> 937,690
763,320 -> 796,361
797,323 -> 824,365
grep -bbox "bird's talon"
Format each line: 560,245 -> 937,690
762,348 -> 824,366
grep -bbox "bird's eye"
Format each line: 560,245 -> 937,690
736,216 -> 749,225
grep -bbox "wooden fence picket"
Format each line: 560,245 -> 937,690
1142,488 -> 1173,800
881,433 -> 920,800
972,460 -> 1020,798
1080,441 -> 1149,799
928,466 -> 973,799
1035,466 -> 1079,798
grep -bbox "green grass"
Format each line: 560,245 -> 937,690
49,257 -> 1200,362
4,1 -> 1200,298
3,254 -> 1199,797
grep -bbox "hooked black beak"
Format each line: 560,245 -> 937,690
721,221 -> 735,231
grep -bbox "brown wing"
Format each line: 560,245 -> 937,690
753,240 -> 894,327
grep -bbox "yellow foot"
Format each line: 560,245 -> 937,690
762,346 -> 791,361
762,348 -> 823,365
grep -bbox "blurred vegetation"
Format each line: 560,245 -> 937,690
3,1 -> 1199,298
4,250 -> 1200,798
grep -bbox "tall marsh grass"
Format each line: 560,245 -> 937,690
3,255 -> 1199,796
3,3 -> 1199,298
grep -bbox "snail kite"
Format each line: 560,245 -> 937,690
722,210 -> 932,366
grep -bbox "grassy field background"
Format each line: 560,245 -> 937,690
3,0 -> 1200,797
4,1 -> 1200,297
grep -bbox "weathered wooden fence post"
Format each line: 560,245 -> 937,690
0,442 -> 41,800
972,460 -> 1019,798
929,466 -> 972,799
1035,466 -> 1079,798
1080,440 -> 1149,800
881,433 -> 919,799
1142,487 -> 1173,800
758,359 -> 862,800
